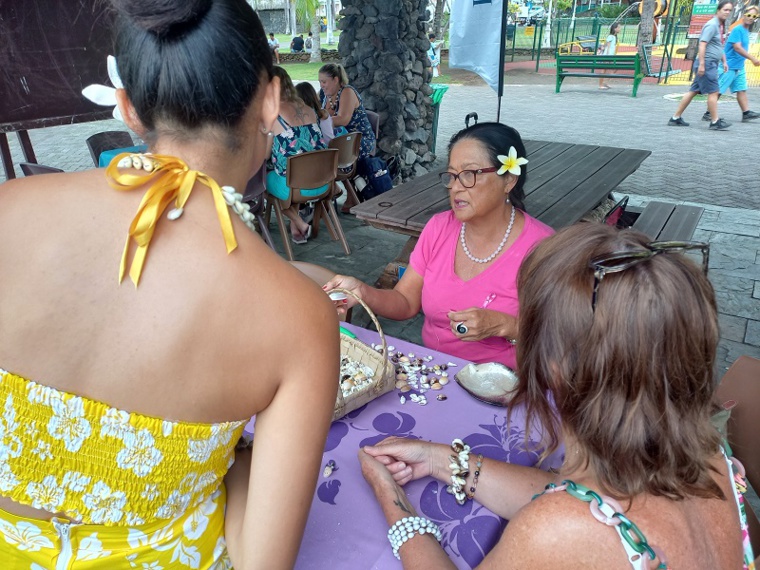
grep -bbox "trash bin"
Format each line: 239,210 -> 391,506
430,84 -> 449,154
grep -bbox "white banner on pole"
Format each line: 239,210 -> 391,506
449,0 -> 504,93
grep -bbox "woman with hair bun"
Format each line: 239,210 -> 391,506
325,123 -> 553,369
357,223 -> 754,569
0,1 -> 337,568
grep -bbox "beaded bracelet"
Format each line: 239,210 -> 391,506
446,438 -> 471,505
466,454 -> 484,501
387,516 -> 443,560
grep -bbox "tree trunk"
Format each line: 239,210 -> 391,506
433,0 -> 445,38
289,0 -> 297,35
310,13 -> 322,62
284,1 -> 291,34
638,0 -> 656,58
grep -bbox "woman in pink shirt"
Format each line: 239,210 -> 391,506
325,123 -> 553,369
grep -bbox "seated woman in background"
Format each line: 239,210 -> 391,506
319,63 -> 377,212
267,66 -> 327,244
295,81 -> 336,143
358,224 -> 754,568
0,1 -> 338,568
325,123 -> 552,369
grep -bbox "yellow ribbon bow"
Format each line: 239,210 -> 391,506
106,153 -> 238,287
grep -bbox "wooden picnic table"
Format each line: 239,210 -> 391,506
351,139 -> 651,287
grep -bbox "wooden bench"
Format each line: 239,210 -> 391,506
556,53 -> 644,97
631,201 -> 704,241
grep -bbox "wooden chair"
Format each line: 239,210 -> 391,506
328,132 -> 363,208
19,162 -> 63,176
241,166 -> 275,250
715,355 -> 760,562
290,261 -> 352,323
265,149 -> 350,261
85,131 -> 134,167
366,110 -> 380,155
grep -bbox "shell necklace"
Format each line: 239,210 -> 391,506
459,206 -> 516,264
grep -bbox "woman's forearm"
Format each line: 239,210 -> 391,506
427,444 -> 554,520
360,283 -> 420,321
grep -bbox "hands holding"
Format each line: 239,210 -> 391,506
359,437 -> 444,490
323,274 -> 365,319
447,308 -> 518,343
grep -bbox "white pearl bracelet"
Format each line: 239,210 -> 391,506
387,516 -> 443,559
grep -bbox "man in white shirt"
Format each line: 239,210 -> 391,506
268,33 -> 281,64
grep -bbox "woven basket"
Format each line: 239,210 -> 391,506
333,288 -> 394,420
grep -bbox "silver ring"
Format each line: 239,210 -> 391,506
455,322 -> 468,335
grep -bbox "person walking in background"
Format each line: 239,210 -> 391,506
668,0 -> 732,130
305,31 -> 314,54
598,23 -> 620,90
268,32 -> 281,63
427,33 -> 442,77
702,5 -> 760,123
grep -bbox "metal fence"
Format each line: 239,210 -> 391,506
504,15 -> 760,88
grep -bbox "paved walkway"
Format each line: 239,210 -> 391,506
2,81 -> 759,375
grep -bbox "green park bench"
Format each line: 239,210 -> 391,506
556,53 -> 644,97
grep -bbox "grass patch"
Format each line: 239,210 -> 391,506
277,62 -> 324,81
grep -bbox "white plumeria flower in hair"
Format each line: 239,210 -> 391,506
496,146 -> 528,176
81,55 -> 124,121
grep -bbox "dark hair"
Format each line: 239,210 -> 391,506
447,122 -> 527,211
112,0 -> 273,148
319,63 -> 349,86
295,82 -> 327,120
610,22 -> 620,34
718,0 -> 733,9
512,224 -> 723,501
428,33 -> 436,40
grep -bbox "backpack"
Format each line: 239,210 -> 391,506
357,156 -> 393,200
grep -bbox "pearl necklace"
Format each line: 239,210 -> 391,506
459,206 -> 516,264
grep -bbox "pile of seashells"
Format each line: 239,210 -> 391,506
369,343 -> 457,407
339,355 -> 377,398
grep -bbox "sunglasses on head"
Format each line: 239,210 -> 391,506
588,241 -> 710,312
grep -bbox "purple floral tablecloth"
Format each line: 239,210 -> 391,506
247,324 -> 564,569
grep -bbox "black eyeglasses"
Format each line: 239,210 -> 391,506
589,241 -> 710,311
439,167 -> 499,189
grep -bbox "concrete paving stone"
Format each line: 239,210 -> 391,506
714,290 -> 760,321
754,281 -> 760,300
745,320 -> 760,348
719,338 -> 760,365
718,313 -> 747,343
698,219 -> 760,238
709,272 -> 754,294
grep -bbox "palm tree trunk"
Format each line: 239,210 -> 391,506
433,0 -> 445,38
310,13 -> 322,62
290,0 -> 298,36
638,0 -> 656,58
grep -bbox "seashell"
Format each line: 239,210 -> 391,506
242,211 -> 254,222
395,380 -> 409,390
440,364 -> 448,371
131,156 -> 142,169
399,356 -> 410,363
447,362 -> 458,367
117,157 -> 133,168
341,379 -> 354,390
399,385 -> 411,393
399,395 -> 406,405
441,372 -> 448,378
437,394 -> 447,401
322,460 -> 337,478
167,208 -> 184,221
140,156 -> 154,171
439,377 -> 449,386
233,192 -> 244,202
431,382 -> 442,390
233,202 -> 245,215
418,399 -> 428,406
396,373 -> 408,381
433,365 -> 441,372
410,394 -> 420,402
222,194 -> 236,206
408,353 -> 415,358
387,345 -> 395,351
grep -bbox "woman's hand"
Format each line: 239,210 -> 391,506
323,274 -> 365,317
448,308 -> 518,342
362,437 -> 447,486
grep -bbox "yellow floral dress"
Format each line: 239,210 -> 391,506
0,369 -> 247,569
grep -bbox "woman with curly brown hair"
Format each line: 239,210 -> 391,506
357,224 -> 754,569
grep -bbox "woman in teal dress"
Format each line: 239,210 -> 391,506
267,67 -> 328,244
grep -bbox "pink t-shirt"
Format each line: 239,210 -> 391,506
409,211 -> 554,369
